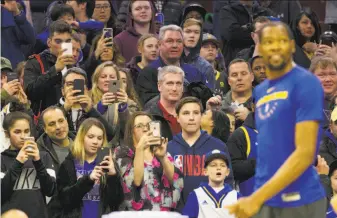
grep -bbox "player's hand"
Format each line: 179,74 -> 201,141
226,196 -> 263,218
315,155 -> 329,175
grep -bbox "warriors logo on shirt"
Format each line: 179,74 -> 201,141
256,91 -> 288,120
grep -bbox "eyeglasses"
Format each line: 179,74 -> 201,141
95,5 -> 110,10
134,123 -> 150,130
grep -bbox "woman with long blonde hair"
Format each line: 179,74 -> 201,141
90,61 -> 141,147
56,118 -> 124,218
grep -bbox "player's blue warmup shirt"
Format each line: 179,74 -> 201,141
254,65 -> 326,207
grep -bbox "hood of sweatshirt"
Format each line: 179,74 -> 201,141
125,0 -> 157,35
180,17 -> 204,63
1,148 -> 19,158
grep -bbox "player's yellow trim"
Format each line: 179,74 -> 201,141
256,91 -> 288,107
202,186 -> 225,208
240,126 -> 251,157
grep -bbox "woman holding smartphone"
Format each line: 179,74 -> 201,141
56,118 -> 124,218
91,62 -> 140,146
115,111 -> 183,211
1,112 -> 56,218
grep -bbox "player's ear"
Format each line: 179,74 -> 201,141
290,39 -> 296,54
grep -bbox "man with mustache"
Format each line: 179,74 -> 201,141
227,22 -> 326,218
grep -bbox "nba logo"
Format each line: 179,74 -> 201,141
174,155 -> 184,172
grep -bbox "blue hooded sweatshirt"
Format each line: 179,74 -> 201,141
1,7 -> 36,68
167,131 -> 234,211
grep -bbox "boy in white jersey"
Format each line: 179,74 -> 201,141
182,150 -> 240,218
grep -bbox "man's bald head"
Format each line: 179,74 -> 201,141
258,22 -> 294,42
2,210 -> 28,218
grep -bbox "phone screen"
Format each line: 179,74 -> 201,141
103,28 -> 113,38
155,13 -> 164,25
73,79 -> 85,96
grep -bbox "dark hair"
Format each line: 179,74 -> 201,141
258,21 -> 294,43
290,10 -> 321,47
89,33 -> 125,67
3,112 -> 32,132
49,20 -> 72,38
211,110 -> 230,143
74,0 -> 95,18
124,111 -> 153,150
71,32 -> 81,43
119,68 -> 143,110
252,16 -> 270,32
228,58 -> 252,75
62,67 -> 88,87
50,3 -> 75,21
176,96 -> 203,115
41,106 -> 67,127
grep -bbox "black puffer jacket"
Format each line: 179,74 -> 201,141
116,0 -> 182,32
219,2 -> 275,66
24,49 -> 62,116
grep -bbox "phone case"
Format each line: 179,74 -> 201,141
109,80 -> 121,93
96,147 -> 111,172
149,121 -> 161,137
61,42 -> 73,56
73,79 -> 85,96
6,72 -> 18,82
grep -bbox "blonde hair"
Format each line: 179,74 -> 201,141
71,118 -> 108,164
310,56 -> 337,73
91,61 -> 120,105
137,33 -> 158,50
182,18 -> 202,29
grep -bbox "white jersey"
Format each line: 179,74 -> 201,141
194,186 -> 238,218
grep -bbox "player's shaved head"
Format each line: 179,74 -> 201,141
2,209 -> 28,218
258,22 -> 294,42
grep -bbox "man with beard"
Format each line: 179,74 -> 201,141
227,22 -> 326,218
250,55 -> 267,85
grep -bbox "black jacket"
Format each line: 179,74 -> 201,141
219,2 -> 275,66
126,55 -> 142,85
56,152 -> 124,218
227,112 -> 256,182
24,49 -> 62,115
1,149 -> 56,218
293,44 -> 312,69
319,130 -> 337,166
37,132 -> 75,173
236,45 -> 255,61
144,96 -> 174,141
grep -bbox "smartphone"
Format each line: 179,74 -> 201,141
320,31 -> 337,46
149,121 -> 161,137
6,72 -> 18,82
108,80 -> 121,93
155,12 -> 164,25
73,79 -> 85,96
96,147 -> 111,173
103,28 -> 113,38
24,137 -> 35,151
61,42 -> 73,56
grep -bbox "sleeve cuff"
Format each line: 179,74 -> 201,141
32,159 -> 45,171
118,103 -> 128,113
97,101 -> 108,114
